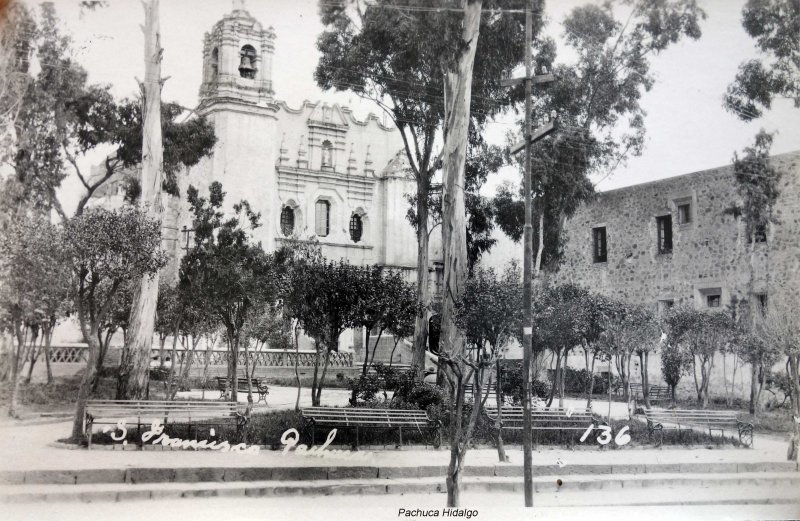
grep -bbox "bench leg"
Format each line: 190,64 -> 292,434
397,427 -> 403,449
354,426 -> 359,451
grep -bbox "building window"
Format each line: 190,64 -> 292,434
592,226 -> 607,263
238,45 -> 257,79
656,215 -> 673,254
677,203 -> 691,224
754,222 -> 767,243
280,206 -> 294,237
315,200 -> 330,237
706,294 -> 721,308
755,293 -> 768,317
658,299 -> 674,315
349,213 -> 363,243
321,140 -> 333,169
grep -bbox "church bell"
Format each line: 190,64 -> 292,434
238,55 -> 256,75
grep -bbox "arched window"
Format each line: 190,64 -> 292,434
280,206 -> 294,237
210,47 -> 219,80
238,44 -> 257,79
349,213 -> 363,243
315,200 -> 330,237
321,140 -> 333,168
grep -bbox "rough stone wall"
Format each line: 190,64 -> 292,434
556,151 -> 800,402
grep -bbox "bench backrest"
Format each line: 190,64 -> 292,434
85,400 -> 241,421
302,407 -> 430,427
644,408 -> 739,425
485,406 -> 594,426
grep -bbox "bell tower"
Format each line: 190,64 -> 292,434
194,5 -> 280,250
199,6 -> 275,108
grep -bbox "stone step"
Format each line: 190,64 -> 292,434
1,471 -> 798,504
1,460 -> 795,486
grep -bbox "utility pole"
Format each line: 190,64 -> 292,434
119,0 -> 164,399
501,0 -> 556,508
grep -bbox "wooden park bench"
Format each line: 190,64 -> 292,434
84,400 -> 247,449
644,408 -> 754,447
216,377 -> 269,405
630,383 -> 671,404
485,406 -> 599,445
301,407 -> 441,449
464,383 -> 515,406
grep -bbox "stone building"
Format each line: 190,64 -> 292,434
556,150 -> 800,401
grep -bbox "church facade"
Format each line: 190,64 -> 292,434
89,7 -> 441,360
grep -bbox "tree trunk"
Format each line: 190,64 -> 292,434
118,0 -> 163,400
8,320 -> 27,418
495,360 -> 507,462
558,360 -> 566,408
639,351 -> 651,409
314,349 -> 331,407
71,300 -> 101,441
546,351 -> 561,408
43,320 -> 54,384
440,0 -> 481,507
229,331 -> 240,403
293,322 -> 301,411
749,362 -> 758,415
412,184 -> 431,382
786,354 -> 799,462
586,352 -> 596,408
25,327 -> 41,384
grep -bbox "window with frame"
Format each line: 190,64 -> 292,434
706,294 -> 721,308
280,206 -> 294,237
677,203 -> 691,224
754,222 -> 767,243
755,293 -> 768,317
656,215 -> 673,254
349,213 -> 363,243
592,226 -> 607,263
315,200 -> 330,237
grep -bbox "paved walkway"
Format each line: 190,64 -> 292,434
0,416 -> 792,472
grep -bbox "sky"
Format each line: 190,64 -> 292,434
17,0 -> 800,214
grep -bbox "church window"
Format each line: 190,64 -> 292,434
315,200 -> 330,237
592,226 -> 607,263
211,47 -> 219,80
349,213 -> 363,243
238,45 -> 257,79
280,206 -> 294,237
754,222 -> 767,243
677,203 -> 691,224
321,140 -> 333,169
656,215 -> 673,254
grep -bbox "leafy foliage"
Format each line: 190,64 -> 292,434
496,0 -> 705,270
724,0 -> 799,120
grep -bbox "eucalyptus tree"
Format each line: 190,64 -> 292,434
724,0 -> 799,121
495,0 -> 706,273
315,0 -> 531,381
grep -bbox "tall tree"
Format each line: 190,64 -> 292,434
64,207 -> 166,439
664,306 -> 736,408
0,215 -> 71,416
762,292 -> 800,462
724,0 -> 799,121
455,262 -> 522,463
0,2 -> 34,164
315,0 -> 530,381
495,0 -> 705,272
178,182 -> 275,404
118,0 -> 165,401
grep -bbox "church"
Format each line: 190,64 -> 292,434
90,6 -> 443,360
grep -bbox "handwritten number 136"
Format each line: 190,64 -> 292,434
580,424 -> 630,446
